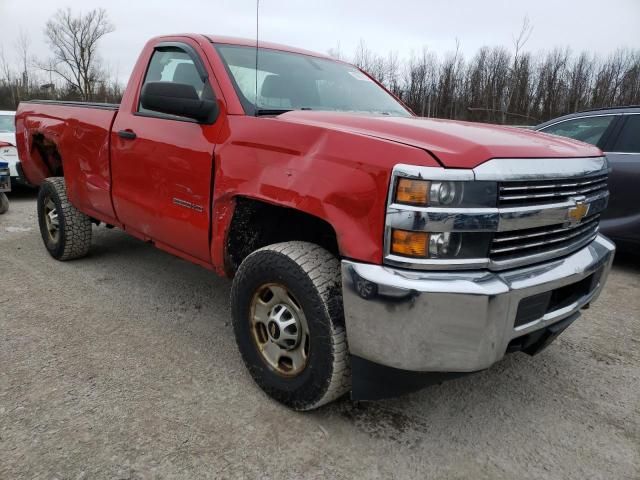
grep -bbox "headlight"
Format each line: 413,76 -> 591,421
394,178 -> 497,208
386,165 -> 499,268
391,229 -> 493,259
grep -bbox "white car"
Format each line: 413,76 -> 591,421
0,111 -> 23,185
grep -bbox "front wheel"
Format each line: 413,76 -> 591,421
230,242 -> 351,410
37,177 -> 92,260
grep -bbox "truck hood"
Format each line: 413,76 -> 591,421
278,111 -> 602,168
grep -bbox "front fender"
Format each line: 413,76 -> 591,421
210,116 -> 439,272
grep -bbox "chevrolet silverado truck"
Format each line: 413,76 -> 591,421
15,34 -> 615,410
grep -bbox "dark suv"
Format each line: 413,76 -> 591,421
536,106 -> 640,249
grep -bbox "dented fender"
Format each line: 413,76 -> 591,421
210,115 -> 439,271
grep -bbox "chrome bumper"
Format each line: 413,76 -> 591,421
342,235 -> 615,372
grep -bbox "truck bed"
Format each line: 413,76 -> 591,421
20,100 -> 120,111
16,99 -> 120,222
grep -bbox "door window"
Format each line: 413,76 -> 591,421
540,115 -> 615,146
138,47 -> 214,117
611,115 -> 640,153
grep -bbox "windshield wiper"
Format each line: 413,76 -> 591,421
255,108 -> 293,116
255,107 -> 316,116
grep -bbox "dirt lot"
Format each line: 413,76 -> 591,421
1,190 -> 639,479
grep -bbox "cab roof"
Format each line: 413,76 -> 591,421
204,35 -> 332,60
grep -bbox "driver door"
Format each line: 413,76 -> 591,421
111,41 -> 224,263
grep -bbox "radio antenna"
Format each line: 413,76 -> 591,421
254,0 -> 260,116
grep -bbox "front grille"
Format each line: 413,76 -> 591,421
498,173 -> 608,207
385,161 -> 609,271
490,214 -> 600,262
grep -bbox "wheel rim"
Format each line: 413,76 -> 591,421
43,196 -> 60,243
250,283 -> 310,377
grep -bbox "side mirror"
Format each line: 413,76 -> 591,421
140,81 -> 219,123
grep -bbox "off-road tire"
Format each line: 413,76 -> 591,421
0,192 -> 8,214
231,241 -> 351,410
37,177 -> 92,260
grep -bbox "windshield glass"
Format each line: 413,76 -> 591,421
0,115 -> 15,133
215,45 -> 411,117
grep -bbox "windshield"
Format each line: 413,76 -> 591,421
0,115 -> 15,133
215,45 -> 411,117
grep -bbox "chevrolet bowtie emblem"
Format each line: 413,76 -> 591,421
568,200 -> 589,225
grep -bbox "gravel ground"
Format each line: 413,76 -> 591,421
1,190 -> 639,480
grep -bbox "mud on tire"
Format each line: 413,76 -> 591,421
230,241 -> 351,410
37,177 -> 92,260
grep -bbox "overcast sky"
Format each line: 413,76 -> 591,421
1,0 -> 638,84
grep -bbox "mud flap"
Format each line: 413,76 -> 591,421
350,355 -> 474,401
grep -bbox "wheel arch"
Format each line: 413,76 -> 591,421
23,132 -> 64,186
223,196 -> 340,275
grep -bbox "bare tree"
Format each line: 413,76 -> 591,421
41,8 -> 115,101
403,47 -> 437,116
0,48 -> 12,86
436,39 -> 463,119
384,51 -> 402,96
565,52 -> 594,112
353,39 -> 387,83
327,41 -> 344,61
15,29 -> 31,90
617,50 -> 640,105
0,47 -> 16,107
504,16 -> 534,122
512,16 -> 533,62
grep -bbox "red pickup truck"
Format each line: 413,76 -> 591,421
16,34 -> 615,410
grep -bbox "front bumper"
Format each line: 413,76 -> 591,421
0,145 -> 19,177
0,147 -> 30,186
342,235 -> 615,375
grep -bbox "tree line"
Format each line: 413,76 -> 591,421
0,8 -> 122,109
338,35 -> 639,124
1,10 -> 638,125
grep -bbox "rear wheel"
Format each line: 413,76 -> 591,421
230,241 -> 351,410
37,177 -> 92,260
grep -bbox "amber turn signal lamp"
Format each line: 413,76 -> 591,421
391,229 -> 429,257
395,178 -> 429,205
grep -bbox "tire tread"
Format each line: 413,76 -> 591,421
39,177 -> 92,260
232,241 -> 351,410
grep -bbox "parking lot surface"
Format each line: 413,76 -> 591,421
1,191 -> 639,479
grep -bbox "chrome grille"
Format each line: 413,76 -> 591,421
385,159 -> 609,272
498,173 -> 608,206
490,214 -> 600,262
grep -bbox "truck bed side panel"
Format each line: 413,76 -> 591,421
15,102 -> 119,223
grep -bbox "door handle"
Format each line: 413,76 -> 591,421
117,129 -> 137,140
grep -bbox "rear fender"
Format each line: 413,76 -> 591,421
15,105 -> 118,223
15,119 -> 63,186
